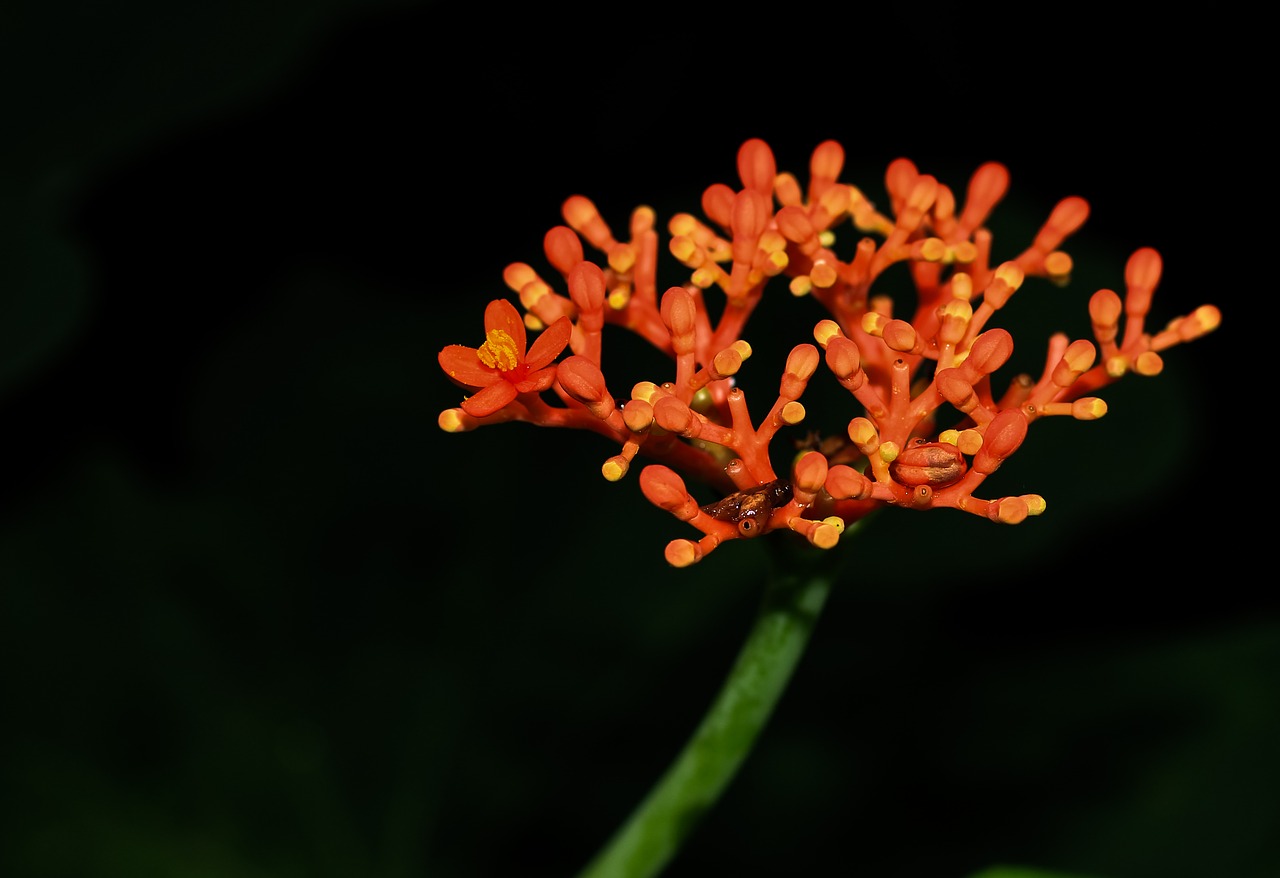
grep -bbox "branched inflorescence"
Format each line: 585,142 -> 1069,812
438,139 -> 1220,567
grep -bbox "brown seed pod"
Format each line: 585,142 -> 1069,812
889,439 -> 966,488
700,479 -> 793,538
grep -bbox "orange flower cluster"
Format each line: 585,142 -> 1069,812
438,139 -> 1220,567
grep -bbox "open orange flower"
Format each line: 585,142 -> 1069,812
438,299 -> 572,418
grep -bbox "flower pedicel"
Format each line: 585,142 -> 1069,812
438,138 -> 1220,567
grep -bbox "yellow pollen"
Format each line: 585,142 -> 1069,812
477,329 -> 520,371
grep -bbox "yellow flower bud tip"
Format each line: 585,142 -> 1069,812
602,457 -> 628,481
523,314 -> 546,331
712,348 -> 743,377
955,429 -> 983,456
1105,355 -> 1129,377
938,430 -> 959,445
1022,494 -> 1047,515
848,417 -> 878,448
818,230 -> 836,248
518,278 -> 552,310
765,251 -> 789,275
789,276 -> 812,297
781,401 -> 805,424
1062,339 -> 1097,374
667,213 -> 697,236
622,402 -> 653,433
1135,350 -> 1164,376
758,230 -> 787,253
665,539 -> 700,568
1072,398 -> 1107,420
502,262 -> 537,292
607,245 -> 636,275
948,272 -> 974,300
691,268 -> 716,289
810,261 -> 838,288
813,319 -> 843,348
810,522 -> 840,550
670,236 -> 698,264
993,261 -> 1025,289
821,515 -> 845,534
861,312 -> 887,336
786,344 -> 820,382
1190,304 -> 1222,335
631,205 -> 656,231
631,381 -> 661,403
878,441 -> 900,463
990,496 -> 1030,524
732,340 -> 753,360
939,299 -> 973,322
607,288 -> 630,310
1044,251 -> 1073,278
438,409 -> 473,432
918,238 -> 946,261
951,242 -> 978,264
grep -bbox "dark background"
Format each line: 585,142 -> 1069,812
0,4 -> 1269,878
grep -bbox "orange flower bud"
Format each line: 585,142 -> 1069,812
737,138 -> 777,195
958,162 -> 1010,233
775,205 -> 817,245
1124,247 -> 1161,319
639,465 -> 697,518
965,328 -> 1014,376
825,465 -> 873,501
568,261 -> 607,342
562,194 -> 616,252
660,286 -> 697,355
824,336 -> 862,381
543,225 -> 583,275
1089,289 -> 1123,345
973,409 -> 1028,474
731,189 -> 771,265
792,450 -> 828,498
557,355 -> 614,418
701,183 -> 735,229
1052,339 -> 1097,388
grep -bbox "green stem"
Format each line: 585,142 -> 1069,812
576,534 -> 858,878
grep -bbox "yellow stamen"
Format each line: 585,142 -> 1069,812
477,329 -> 519,371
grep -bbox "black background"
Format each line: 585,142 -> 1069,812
1,4 -> 1269,878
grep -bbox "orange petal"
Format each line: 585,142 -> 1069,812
483,299 -> 527,357
460,380 -> 518,418
525,316 -> 572,370
513,366 -> 558,394
439,345 -> 498,388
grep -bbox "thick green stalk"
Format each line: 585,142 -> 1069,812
576,534 -> 858,878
